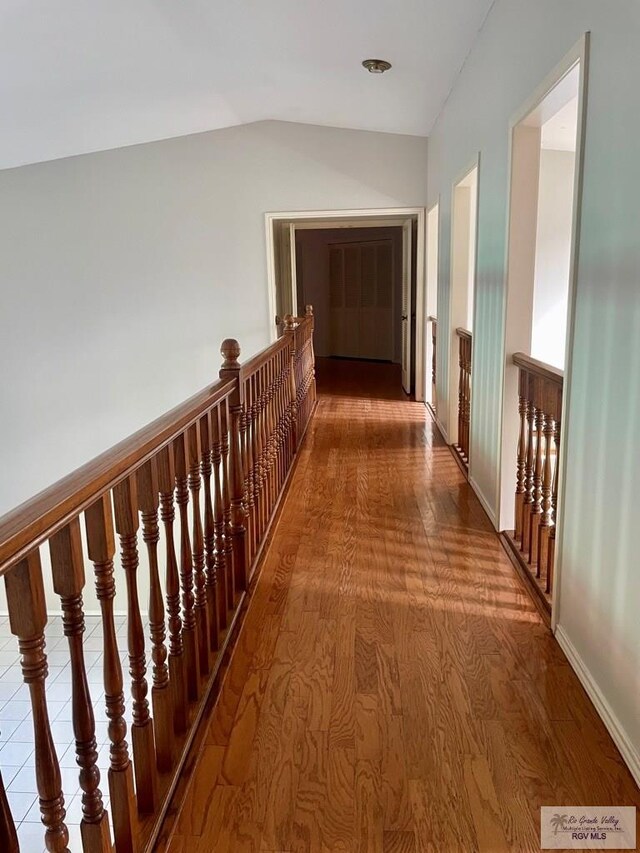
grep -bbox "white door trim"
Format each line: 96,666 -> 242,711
496,32 -> 590,630
448,158 -> 480,450
265,207 -> 427,400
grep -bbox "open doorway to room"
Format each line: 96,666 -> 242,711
498,38 -> 588,617
425,202 -> 439,415
266,209 -> 426,398
449,164 -> 479,469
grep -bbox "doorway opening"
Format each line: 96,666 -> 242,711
425,202 -> 439,414
449,163 -> 479,467
498,38 -> 588,617
265,209 -> 426,398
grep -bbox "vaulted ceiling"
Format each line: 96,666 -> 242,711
0,0 -> 494,170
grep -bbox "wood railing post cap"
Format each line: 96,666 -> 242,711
283,314 -> 295,330
220,338 -> 241,368
305,305 -> 313,316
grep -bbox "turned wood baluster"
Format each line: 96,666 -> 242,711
240,395 -> 252,560
0,769 -> 18,853
431,321 -> 437,407
458,337 -> 464,454
219,338 -> 249,593
211,405 -> 229,630
306,305 -> 317,407
219,400 -> 236,611
255,365 -> 266,539
137,459 -> 173,773
252,368 -> 264,544
275,354 -> 284,495
49,519 -> 111,852
200,411 -> 220,654
252,372 -> 262,554
514,370 -> 528,542
267,360 -> 275,519
547,410 -> 562,595
4,551 -> 69,852
188,423 -> 210,677
465,338 -> 472,459
265,359 -> 276,515
239,385 -> 252,561
530,393 -> 545,572
538,409 -> 555,585
284,316 -> 298,459
250,374 -> 260,557
173,432 -> 200,699
85,495 -> 137,853
284,347 -> 294,467
157,444 -> 188,734
277,351 -> 287,487
521,377 -> 536,556
112,476 -> 158,814
244,376 -> 257,562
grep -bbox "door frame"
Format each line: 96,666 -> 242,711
496,33 -> 590,629
448,158 -> 480,452
265,207 -> 427,400
425,199 -> 440,409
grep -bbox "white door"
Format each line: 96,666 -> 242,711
401,219 -> 413,393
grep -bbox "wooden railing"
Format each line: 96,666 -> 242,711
455,328 -> 472,467
505,352 -> 563,609
427,316 -> 437,412
0,309 -> 316,852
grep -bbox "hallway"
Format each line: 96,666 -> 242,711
166,358 -> 639,852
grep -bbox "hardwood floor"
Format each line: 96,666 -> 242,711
166,358 -> 639,852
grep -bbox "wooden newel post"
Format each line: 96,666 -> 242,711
283,315 -> 298,455
4,551 -> 69,852
219,338 -> 249,593
49,519 -> 112,851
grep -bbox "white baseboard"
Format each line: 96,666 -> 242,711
469,476 -> 498,530
435,417 -> 449,444
555,624 -> 640,789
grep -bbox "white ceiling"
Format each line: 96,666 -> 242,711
542,96 -> 579,152
0,0 -> 495,170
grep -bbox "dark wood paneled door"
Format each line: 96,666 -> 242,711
329,239 -> 394,361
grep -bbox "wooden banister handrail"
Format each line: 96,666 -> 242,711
455,326 -> 472,340
512,351 -> 564,385
0,310 -> 317,853
0,378 -> 236,576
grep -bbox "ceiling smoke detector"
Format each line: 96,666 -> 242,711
362,58 -> 392,74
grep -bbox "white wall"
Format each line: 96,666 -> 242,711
531,149 -> 575,368
428,0 -> 640,783
0,119 -> 427,613
0,119 -> 427,517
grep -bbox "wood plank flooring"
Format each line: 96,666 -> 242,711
166,358 -> 640,852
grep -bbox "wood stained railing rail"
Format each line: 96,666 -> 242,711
503,351 -> 563,611
0,309 -> 316,852
454,327 -> 472,468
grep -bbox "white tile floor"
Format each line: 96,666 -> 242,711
0,613 -> 138,852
